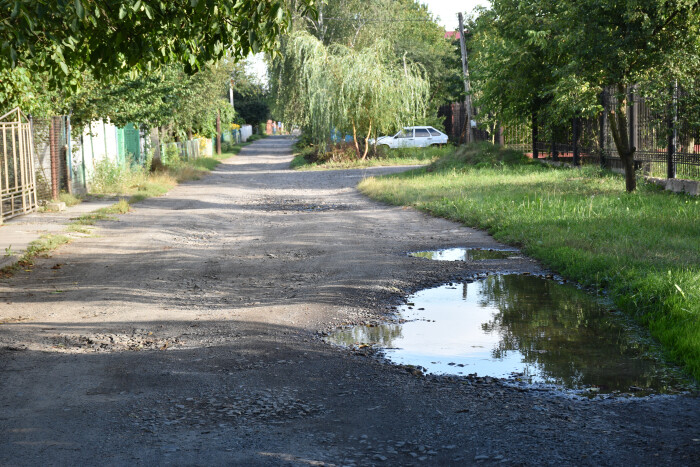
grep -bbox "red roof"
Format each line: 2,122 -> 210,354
444,31 -> 461,40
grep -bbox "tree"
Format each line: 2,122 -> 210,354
272,32 -> 429,157
471,0 -> 700,191
230,64 -> 270,125
287,0 -> 461,112
551,0 -> 700,192
0,0 -> 316,89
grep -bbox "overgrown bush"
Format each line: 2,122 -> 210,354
90,158 -> 148,194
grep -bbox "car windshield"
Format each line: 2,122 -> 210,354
395,129 -> 413,138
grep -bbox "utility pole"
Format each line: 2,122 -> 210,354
229,78 -> 234,109
458,12 -> 474,144
216,110 -> 221,155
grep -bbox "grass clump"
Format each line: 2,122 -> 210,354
291,141 -> 452,170
359,142 -> 700,380
0,234 -> 72,277
59,192 -> 82,207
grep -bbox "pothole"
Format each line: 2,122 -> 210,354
328,274 -> 693,396
409,247 -> 521,261
49,329 -> 181,352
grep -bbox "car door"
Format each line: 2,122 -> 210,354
396,128 -> 414,148
428,128 -> 447,144
414,128 -> 431,147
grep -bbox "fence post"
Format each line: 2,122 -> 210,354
551,131 -> 558,161
532,110 -> 539,159
667,80 -> 677,179
572,117 -> 580,166
216,110 -> 222,155
599,90 -> 607,169
65,115 -> 73,194
49,116 -> 61,200
628,85 -> 638,152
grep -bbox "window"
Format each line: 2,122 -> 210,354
414,128 -> 431,138
428,128 -> 442,136
395,128 -> 413,138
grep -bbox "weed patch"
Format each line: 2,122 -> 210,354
59,192 -> 82,207
0,234 -> 71,277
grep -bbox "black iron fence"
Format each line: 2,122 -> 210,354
498,86 -> 700,180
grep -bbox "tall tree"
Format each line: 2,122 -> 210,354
287,0 -> 461,110
0,0 -> 316,89
552,0 -> 700,191
272,32 -> 429,157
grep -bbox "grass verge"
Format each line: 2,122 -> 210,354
291,145 -> 453,170
358,142 -> 700,380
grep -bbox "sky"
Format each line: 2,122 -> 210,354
421,0 -> 491,31
245,0 -> 492,86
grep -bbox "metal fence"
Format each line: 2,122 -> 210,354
0,108 -> 37,222
499,86 -> 700,180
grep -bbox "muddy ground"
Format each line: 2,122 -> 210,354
1,137 -> 698,466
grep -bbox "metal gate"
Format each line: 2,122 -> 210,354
0,108 -> 37,223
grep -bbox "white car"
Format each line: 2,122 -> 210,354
371,126 -> 448,149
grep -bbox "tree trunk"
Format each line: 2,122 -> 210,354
352,121 -> 362,159
608,84 -> 636,192
361,120 -> 372,160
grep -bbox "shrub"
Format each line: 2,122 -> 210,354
90,158 -> 147,194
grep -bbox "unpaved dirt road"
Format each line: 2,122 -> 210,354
1,137 -> 698,465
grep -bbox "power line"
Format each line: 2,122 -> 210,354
313,17 -> 434,23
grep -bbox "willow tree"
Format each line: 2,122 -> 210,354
272,32 -> 429,158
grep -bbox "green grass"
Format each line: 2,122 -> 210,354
291,145 -> 453,170
359,142 -> 700,380
59,192 -> 82,207
0,233 -> 72,277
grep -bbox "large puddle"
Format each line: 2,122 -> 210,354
409,247 -> 520,261
328,275 -> 691,395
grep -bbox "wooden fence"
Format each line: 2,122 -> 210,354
0,108 -> 37,223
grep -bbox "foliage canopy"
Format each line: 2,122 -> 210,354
272,32 -> 429,158
0,0 -> 316,89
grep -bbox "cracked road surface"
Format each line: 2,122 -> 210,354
1,137 -> 698,465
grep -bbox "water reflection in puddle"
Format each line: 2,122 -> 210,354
329,275 -> 689,394
410,248 -> 520,261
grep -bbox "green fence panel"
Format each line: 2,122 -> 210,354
123,123 -> 141,164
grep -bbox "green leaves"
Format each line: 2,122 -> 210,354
274,32 -> 429,149
0,0 -> 316,91
74,0 -> 84,19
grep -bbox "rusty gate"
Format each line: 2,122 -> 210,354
0,108 -> 37,223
